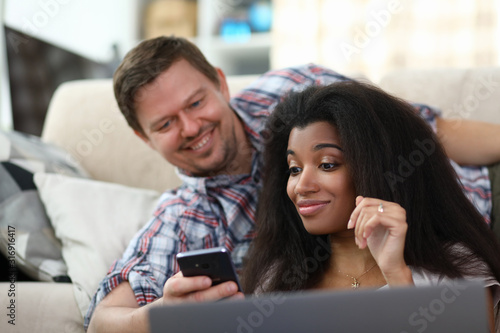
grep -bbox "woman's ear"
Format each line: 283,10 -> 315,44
215,67 -> 230,102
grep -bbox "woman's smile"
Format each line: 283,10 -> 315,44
296,200 -> 331,216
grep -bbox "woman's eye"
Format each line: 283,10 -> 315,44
320,163 -> 336,170
288,166 -> 301,175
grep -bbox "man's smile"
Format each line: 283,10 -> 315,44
185,128 -> 215,152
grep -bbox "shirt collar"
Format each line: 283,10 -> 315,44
175,151 -> 262,194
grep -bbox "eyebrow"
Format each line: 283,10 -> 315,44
286,143 -> 343,156
149,87 -> 205,131
313,143 -> 343,152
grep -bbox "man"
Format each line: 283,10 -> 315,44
86,36 -> 500,332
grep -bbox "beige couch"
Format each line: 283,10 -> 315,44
1,67 -> 499,333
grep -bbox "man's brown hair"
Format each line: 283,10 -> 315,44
113,36 -> 220,136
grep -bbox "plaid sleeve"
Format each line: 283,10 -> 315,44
231,63 -> 351,117
410,103 -> 443,133
84,194 -> 185,331
230,63 -> 352,151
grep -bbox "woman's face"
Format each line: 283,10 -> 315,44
286,121 -> 357,235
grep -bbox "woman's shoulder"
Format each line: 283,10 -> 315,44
410,243 -> 500,307
412,243 -> 491,283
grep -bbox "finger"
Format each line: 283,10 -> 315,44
225,292 -> 246,301
353,199 -> 378,243
358,213 -> 388,249
367,214 -> 407,240
359,207 -> 407,249
363,214 -> 400,239
164,275 -> 212,298
354,199 -> 394,248
356,210 -> 375,249
188,281 -> 240,303
350,196 -> 380,230
171,271 -> 184,278
348,196 -> 366,229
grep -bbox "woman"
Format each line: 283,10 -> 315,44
241,81 -> 500,328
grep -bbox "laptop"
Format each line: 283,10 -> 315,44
149,280 -> 489,333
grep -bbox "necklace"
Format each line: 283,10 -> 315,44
337,262 -> 378,289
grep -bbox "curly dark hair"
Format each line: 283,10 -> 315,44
242,81 -> 500,293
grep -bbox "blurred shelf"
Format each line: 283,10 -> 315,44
195,0 -> 272,75
194,32 -> 271,52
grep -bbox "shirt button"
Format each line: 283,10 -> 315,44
137,251 -> 143,257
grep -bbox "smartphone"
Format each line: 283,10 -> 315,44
176,247 -> 243,292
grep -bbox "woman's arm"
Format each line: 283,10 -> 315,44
436,118 -> 500,166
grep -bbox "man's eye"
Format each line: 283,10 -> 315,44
160,120 -> 171,130
321,163 -> 336,170
191,100 -> 201,108
288,167 -> 301,175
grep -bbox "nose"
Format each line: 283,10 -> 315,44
293,167 -> 320,195
178,110 -> 201,138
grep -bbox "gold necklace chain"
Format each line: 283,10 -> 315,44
337,262 -> 378,289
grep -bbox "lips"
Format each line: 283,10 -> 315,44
296,200 -> 330,216
186,129 -> 213,152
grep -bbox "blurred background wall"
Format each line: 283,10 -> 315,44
272,0 -> 500,81
1,0 -> 499,135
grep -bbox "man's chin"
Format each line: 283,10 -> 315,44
178,148 -> 236,177
184,159 -> 228,178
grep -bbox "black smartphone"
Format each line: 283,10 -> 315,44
176,247 -> 243,292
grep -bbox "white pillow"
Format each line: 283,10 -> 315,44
34,173 -> 161,318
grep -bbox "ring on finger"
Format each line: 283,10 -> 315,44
378,203 -> 384,213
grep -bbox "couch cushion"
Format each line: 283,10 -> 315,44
378,67 -> 500,124
0,130 -> 89,282
41,79 -> 182,193
34,172 -> 160,317
0,282 -> 84,332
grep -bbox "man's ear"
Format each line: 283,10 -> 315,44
134,129 -> 154,149
215,67 -> 230,102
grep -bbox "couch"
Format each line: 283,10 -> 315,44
1,67 -> 499,333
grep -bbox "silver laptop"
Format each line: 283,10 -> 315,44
149,280 -> 488,333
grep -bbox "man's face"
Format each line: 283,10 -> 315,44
134,59 -> 250,177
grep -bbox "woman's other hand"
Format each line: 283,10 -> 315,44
348,196 -> 413,286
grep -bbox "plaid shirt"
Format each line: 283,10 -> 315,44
84,64 -> 491,329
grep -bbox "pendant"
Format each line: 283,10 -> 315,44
351,278 -> 360,289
